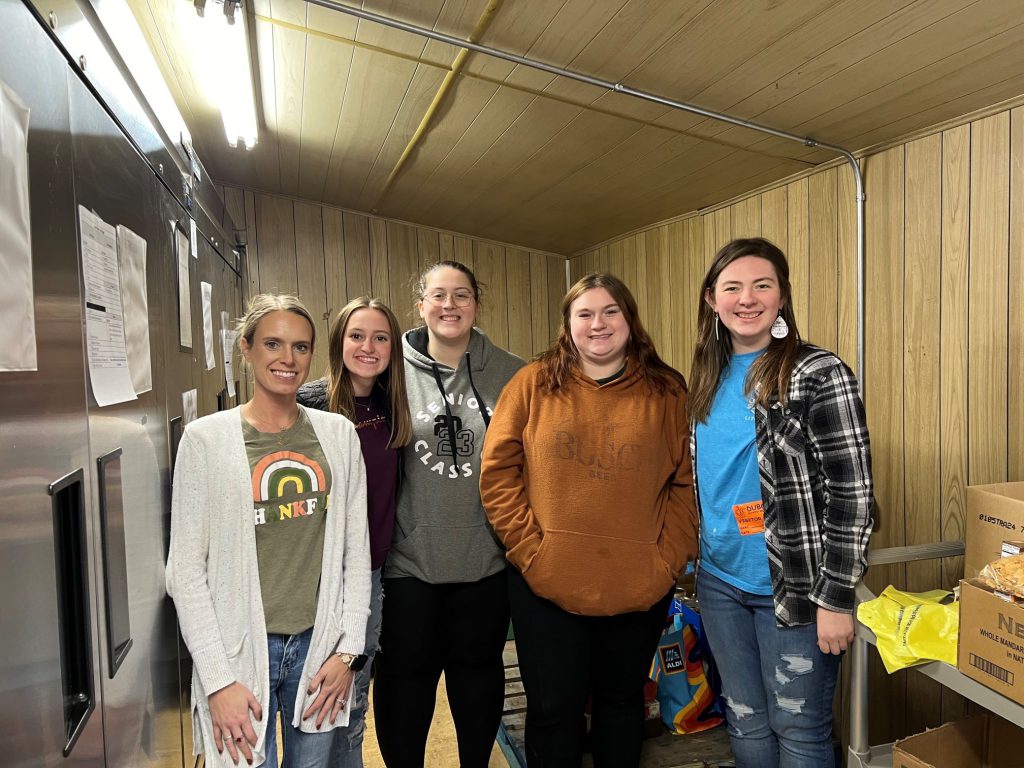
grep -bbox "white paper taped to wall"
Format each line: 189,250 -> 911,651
222,329 -> 237,399
201,281 -> 215,370
117,225 -> 152,394
221,310 -> 236,398
182,388 -> 197,425
176,226 -> 192,349
0,80 -> 37,372
79,206 -> 137,407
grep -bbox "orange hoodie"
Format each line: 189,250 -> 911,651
480,360 -> 697,616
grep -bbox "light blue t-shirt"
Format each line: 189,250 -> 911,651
695,349 -> 772,594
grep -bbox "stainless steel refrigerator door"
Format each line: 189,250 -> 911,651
0,1 -> 104,765
67,71 -> 194,768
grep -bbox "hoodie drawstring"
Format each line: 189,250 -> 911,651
465,351 -> 491,428
430,363 -> 461,461
429,353 -> 492,461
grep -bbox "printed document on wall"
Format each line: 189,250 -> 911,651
201,281 -> 215,370
176,225 -> 192,349
117,225 -> 152,394
0,80 -> 36,371
79,206 -> 137,406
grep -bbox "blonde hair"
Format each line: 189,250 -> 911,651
326,297 -> 412,448
236,293 -> 316,355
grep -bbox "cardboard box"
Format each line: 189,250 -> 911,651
960,482 -> 1024,704
892,714 -> 1024,768
966,483 -> 1024,577
958,579 -> 1024,706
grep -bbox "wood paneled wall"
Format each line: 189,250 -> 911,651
216,186 -> 567,380
571,106 -> 1024,745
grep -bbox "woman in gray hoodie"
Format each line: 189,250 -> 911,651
373,261 -> 523,767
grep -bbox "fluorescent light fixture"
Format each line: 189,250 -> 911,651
93,0 -> 193,150
177,0 -> 259,149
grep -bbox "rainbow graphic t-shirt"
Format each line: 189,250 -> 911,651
243,410 -> 332,635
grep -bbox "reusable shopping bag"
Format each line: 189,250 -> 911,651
649,598 -> 725,735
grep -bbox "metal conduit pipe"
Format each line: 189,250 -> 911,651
374,0 -> 505,211
308,0 -> 867,385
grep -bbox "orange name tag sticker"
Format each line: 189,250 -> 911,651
732,501 -> 765,536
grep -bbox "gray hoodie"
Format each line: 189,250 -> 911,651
385,327 -> 524,583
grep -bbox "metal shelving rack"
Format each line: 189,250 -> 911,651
847,542 -> 1024,767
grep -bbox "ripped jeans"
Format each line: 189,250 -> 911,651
329,568 -> 384,767
697,569 -> 841,768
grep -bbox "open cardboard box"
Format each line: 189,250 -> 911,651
965,484 -> 1024,578
958,483 -> 1024,705
892,714 -> 1024,767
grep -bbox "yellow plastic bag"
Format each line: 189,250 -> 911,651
856,586 -> 959,673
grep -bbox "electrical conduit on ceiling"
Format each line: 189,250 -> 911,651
306,0 -> 866,391
371,0 -> 505,213
254,16 -> 816,164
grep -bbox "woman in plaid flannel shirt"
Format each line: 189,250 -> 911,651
688,237 -> 873,768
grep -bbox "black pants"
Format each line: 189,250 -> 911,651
373,570 -> 510,768
509,567 -> 671,768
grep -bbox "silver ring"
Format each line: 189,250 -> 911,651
336,697 -> 345,705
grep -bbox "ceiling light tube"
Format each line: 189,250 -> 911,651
180,0 -> 259,149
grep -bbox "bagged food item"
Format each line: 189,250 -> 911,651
979,552 -> 1024,600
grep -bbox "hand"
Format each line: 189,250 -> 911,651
208,682 -> 262,765
302,654 -> 355,728
816,607 -> 855,655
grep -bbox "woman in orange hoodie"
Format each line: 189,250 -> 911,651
480,272 -> 698,767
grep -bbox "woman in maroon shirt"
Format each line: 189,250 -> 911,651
297,297 -> 412,766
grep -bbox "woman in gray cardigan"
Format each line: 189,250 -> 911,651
166,294 -> 371,768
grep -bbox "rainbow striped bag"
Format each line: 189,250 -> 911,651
649,600 -> 725,735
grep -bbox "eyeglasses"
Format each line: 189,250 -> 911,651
422,290 -> 475,307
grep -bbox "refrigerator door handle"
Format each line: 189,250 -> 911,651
48,468 -> 96,756
97,448 -> 133,677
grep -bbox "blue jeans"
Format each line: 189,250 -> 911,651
329,568 -> 384,767
696,570 -> 841,768
264,627 -> 334,768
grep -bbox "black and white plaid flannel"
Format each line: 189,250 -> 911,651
693,344 -> 874,627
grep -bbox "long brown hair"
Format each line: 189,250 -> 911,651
326,297 -> 412,448
538,272 -> 685,393
689,238 -> 801,422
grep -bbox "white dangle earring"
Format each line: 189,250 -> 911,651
770,310 -> 789,339
714,312 -> 720,341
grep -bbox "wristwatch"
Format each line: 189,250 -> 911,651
335,651 -> 368,671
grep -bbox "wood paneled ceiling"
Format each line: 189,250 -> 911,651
129,0 -> 1024,254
